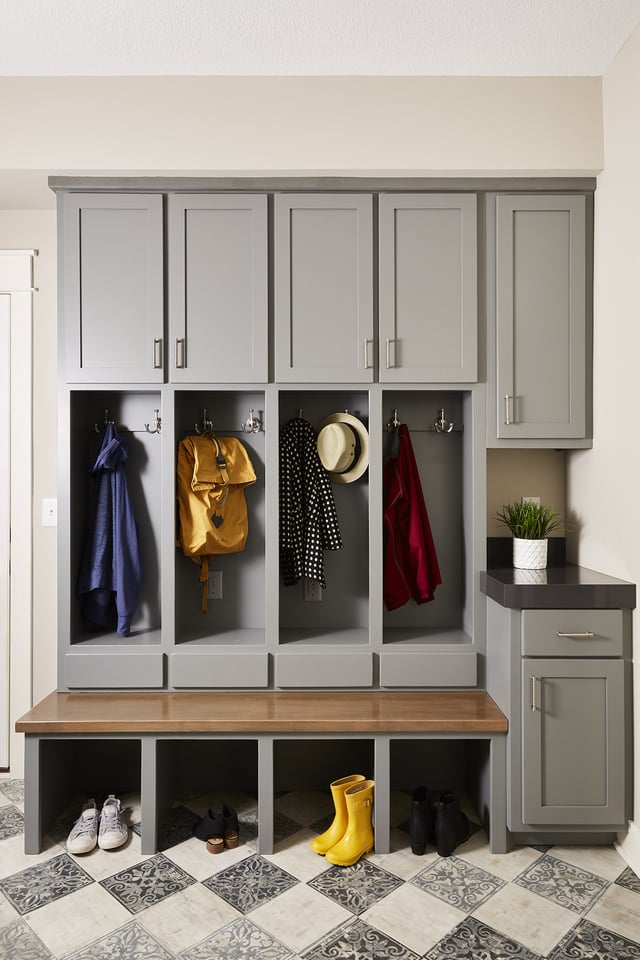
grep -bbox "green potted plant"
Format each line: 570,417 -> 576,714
495,500 -> 562,569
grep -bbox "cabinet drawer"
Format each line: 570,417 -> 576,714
276,652 -> 372,688
521,609 -> 623,657
65,652 -> 164,689
171,652 -> 268,688
379,651 -> 477,687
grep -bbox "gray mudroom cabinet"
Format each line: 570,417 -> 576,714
168,194 -> 268,383
274,192 -> 478,384
53,177 -> 597,697
274,193 -> 375,383
486,193 -> 590,447
378,193 -> 477,383
60,193 -> 164,384
484,583 -> 633,843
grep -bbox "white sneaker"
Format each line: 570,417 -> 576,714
98,794 -> 128,850
67,799 -> 99,854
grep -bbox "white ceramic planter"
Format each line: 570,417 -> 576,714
513,537 -> 548,570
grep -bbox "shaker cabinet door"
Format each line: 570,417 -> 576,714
274,194 -> 374,382
61,193 -> 164,383
496,195 -> 587,439
168,194 -> 268,383
379,193 -> 477,382
521,658 -> 625,825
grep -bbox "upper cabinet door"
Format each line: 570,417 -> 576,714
379,194 -> 477,383
275,194 -> 374,383
61,193 -> 164,383
169,195 -> 268,383
496,195 -> 587,439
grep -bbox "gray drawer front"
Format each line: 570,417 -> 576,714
521,609 -> 623,657
379,652 -> 477,687
276,652 -> 372,688
171,652 -> 268,688
65,653 -> 164,689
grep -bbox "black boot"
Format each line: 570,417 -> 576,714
434,791 -> 469,857
409,786 -> 433,855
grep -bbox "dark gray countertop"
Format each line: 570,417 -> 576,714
481,565 -> 636,609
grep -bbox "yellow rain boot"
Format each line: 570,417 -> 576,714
325,779 -> 375,866
310,774 -> 366,855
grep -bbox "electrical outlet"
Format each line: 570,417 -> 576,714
522,496 -> 541,506
42,498 -> 57,527
207,571 -> 223,600
303,577 -> 323,601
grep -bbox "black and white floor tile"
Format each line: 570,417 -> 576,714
0,777 -> 639,959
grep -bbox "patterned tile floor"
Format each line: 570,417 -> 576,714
1,778 -> 640,959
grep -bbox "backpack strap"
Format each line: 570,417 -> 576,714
200,555 -> 210,613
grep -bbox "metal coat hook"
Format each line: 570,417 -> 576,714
145,409 -> 162,435
434,408 -> 455,433
94,409 -> 116,433
195,408 -> 215,436
240,408 -> 262,434
386,408 -> 401,432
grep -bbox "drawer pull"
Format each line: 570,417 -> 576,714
556,631 -> 595,639
530,675 -> 540,711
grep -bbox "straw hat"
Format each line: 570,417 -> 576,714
317,412 -> 369,483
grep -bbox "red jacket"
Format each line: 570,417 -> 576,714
383,424 -> 442,611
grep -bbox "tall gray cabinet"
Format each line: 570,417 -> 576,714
486,193 -> 591,447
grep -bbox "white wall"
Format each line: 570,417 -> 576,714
0,75 -> 603,776
567,26 -> 640,866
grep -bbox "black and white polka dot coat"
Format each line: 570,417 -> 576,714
279,417 -> 343,587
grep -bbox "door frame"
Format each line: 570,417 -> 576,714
0,251 -> 35,774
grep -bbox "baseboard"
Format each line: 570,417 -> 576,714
616,821 -> 640,876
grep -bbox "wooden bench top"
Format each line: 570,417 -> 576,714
16,690 -> 508,735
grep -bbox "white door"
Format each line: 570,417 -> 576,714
0,251 -> 34,773
0,294 -> 9,768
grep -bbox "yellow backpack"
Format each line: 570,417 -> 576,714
176,434 -> 256,611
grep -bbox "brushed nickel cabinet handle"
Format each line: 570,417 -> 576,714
504,394 -> 513,425
364,338 -> 372,369
530,675 -> 540,711
152,337 -> 163,369
386,338 -> 398,369
557,631 -> 595,638
175,337 -> 186,369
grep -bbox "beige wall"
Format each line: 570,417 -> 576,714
0,74 -> 603,775
487,450 -> 566,537
567,25 -> 640,859
0,76 -> 603,210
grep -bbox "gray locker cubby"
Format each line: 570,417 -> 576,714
276,388 -> 372,688
379,387 -> 483,688
170,388 -> 268,688
59,388 -> 164,689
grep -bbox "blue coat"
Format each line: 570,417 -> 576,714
77,423 -> 142,636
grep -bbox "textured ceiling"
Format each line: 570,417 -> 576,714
2,0 -> 640,76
